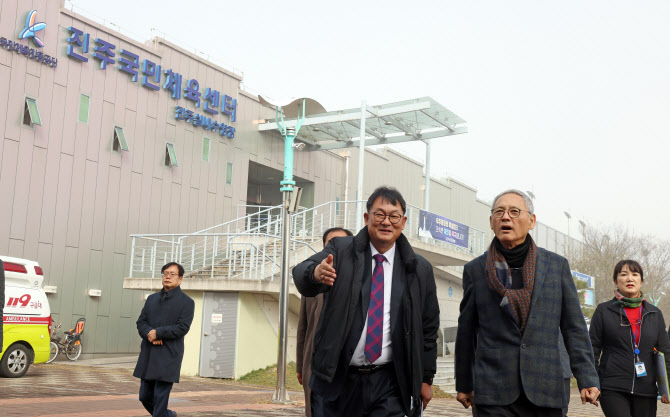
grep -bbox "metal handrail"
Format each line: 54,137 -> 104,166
192,204 -> 283,235
128,201 -> 486,280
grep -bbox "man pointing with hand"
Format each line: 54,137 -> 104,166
293,186 -> 440,417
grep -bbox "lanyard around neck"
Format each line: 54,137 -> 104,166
625,305 -> 643,354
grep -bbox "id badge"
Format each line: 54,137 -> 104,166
635,362 -> 647,377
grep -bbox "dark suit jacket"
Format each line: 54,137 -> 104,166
558,331 -> 572,379
293,227 -> 439,416
133,286 -> 195,383
455,248 -> 598,409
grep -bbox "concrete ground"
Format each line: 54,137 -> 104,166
0,357 -> 667,417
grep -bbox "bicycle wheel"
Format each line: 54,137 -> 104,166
65,342 -> 82,361
46,342 -> 59,363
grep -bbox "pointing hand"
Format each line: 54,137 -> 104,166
314,254 -> 336,286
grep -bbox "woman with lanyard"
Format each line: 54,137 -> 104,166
590,260 -> 670,417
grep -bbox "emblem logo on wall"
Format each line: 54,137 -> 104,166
0,9 -> 56,68
19,10 -> 46,48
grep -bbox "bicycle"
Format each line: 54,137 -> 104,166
47,318 -> 85,363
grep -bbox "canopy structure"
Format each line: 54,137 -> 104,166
257,96 -> 467,151
257,96 -> 468,228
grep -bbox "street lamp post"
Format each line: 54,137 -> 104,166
271,102 -> 306,404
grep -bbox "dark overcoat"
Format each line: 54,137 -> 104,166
296,293 -> 323,417
292,227 -> 439,417
455,248 -> 599,409
133,286 -> 195,383
590,299 -> 670,396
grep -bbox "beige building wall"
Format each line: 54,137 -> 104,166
180,291 -> 203,377
436,275 -> 464,331
234,293 -> 284,379
0,1 -> 345,357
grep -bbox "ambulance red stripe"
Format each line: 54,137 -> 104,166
3,315 -> 50,325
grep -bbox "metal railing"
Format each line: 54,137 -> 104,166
129,232 -> 318,280
128,200 -> 486,280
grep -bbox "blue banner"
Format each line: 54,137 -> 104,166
418,210 -> 469,248
572,271 -> 595,288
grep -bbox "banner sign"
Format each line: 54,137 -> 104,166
572,271 -> 595,288
418,210 -> 469,248
583,290 -> 594,306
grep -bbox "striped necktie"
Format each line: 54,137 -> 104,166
365,254 -> 386,363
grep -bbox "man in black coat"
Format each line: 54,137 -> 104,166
293,186 -> 439,417
134,262 -> 195,417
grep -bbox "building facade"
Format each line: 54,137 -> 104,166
1,1 -> 577,377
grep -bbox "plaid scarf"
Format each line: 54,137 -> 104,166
613,289 -> 645,308
486,236 -> 538,334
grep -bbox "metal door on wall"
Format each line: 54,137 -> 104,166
199,292 -> 238,378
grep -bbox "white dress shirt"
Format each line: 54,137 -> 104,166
349,242 -> 395,366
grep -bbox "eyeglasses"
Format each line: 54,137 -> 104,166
162,272 -> 179,278
491,207 -> 530,219
370,212 -> 403,224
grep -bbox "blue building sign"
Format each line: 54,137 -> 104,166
572,271 -> 595,288
0,10 -> 57,68
418,210 -> 469,248
175,106 -> 235,138
66,26 -> 237,137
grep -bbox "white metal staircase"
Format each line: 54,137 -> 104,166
127,201 -> 487,280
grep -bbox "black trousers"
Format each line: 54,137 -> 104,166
600,390 -> 657,417
139,378 -> 174,417
474,390 -> 562,417
312,366 -> 406,417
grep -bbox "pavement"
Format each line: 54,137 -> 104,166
0,357 -> 667,417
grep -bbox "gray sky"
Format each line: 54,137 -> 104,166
71,0 -> 670,240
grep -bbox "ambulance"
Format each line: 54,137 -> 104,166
1,256 -> 51,377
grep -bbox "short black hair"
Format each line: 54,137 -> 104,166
366,186 -> 406,214
613,259 -> 644,282
322,227 -> 353,245
161,262 -> 185,277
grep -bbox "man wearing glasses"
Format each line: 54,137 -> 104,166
455,189 -> 599,416
134,262 -> 195,417
293,186 -> 439,417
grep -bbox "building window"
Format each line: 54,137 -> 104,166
226,162 -> 233,184
113,127 -> 129,152
78,94 -> 90,123
202,137 -> 210,162
165,143 -> 178,167
23,97 -> 41,126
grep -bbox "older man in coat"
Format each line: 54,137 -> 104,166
134,262 -> 195,417
455,189 -> 599,417
293,186 -> 439,417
